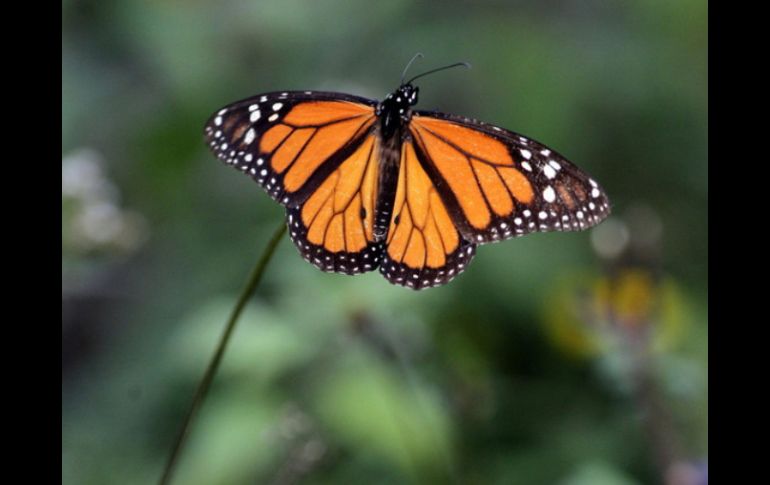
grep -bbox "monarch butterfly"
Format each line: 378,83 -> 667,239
204,57 -> 610,290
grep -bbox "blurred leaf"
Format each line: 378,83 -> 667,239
313,347 -> 453,481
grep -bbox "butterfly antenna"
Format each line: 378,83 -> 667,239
405,61 -> 471,85
400,53 -> 425,85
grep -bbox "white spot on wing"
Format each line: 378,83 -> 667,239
543,186 -> 556,202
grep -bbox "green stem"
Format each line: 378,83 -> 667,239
159,221 -> 287,485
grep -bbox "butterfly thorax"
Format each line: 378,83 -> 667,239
376,84 -> 419,141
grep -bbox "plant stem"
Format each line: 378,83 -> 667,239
159,221 -> 287,485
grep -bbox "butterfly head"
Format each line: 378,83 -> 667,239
397,84 -> 420,107
377,84 -> 419,139
379,84 -> 419,115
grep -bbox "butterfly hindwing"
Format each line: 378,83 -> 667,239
204,91 -> 377,207
286,132 -> 384,275
380,140 -> 477,290
409,111 -> 610,244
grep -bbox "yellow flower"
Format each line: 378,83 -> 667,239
543,269 -> 689,359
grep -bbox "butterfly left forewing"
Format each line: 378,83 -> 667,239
409,111 -> 610,244
204,91 -> 377,207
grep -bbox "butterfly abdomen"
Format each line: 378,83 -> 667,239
372,125 -> 402,242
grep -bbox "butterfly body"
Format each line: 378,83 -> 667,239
372,85 -> 420,241
205,80 -> 610,290
372,135 -> 400,242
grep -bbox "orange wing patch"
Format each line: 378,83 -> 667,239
271,128 -> 315,173
381,141 -> 475,289
260,116 -> 374,194
414,117 -> 514,166
260,124 -> 293,153
283,101 -> 373,125
471,160 -> 514,217
283,117 -> 372,192
301,135 -> 378,253
497,167 -> 534,203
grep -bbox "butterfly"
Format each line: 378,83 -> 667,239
204,58 -> 610,290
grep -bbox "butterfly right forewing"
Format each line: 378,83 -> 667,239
409,111 -> 610,245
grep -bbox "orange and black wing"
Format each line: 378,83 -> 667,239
204,92 -> 383,274
380,139 -> 476,289
409,111 -> 610,244
204,91 -> 376,206
286,131 -> 384,274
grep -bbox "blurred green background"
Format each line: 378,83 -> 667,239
62,1 -> 707,484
